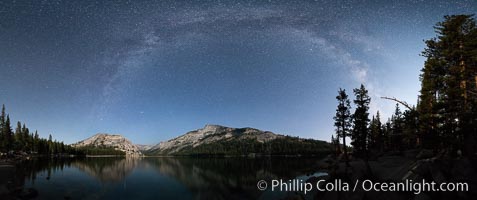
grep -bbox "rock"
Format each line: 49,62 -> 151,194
429,164 -> 446,184
450,158 -> 477,199
411,160 -> 430,177
318,162 -> 330,170
0,185 -> 9,196
450,158 -> 477,181
366,191 -> 409,200
416,149 -> 434,159
414,193 -> 431,200
72,133 -> 142,156
135,144 -> 153,151
148,124 -> 286,154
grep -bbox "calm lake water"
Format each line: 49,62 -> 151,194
3,157 -> 326,200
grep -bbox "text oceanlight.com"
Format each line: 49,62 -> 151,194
257,179 -> 469,194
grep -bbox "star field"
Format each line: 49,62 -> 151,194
0,0 -> 475,144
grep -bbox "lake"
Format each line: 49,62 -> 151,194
1,157 -> 326,200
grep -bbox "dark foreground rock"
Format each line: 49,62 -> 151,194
312,150 -> 477,200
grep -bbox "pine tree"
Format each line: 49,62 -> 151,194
29,132 -> 34,152
402,107 -> 419,148
376,111 -> 383,150
48,134 -> 53,154
33,131 -> 39,152
14,121 -> 23,150
391,104 -> 403,151
331,135 -> 339,156
4,115 -> 13,151
351,84 -> 371,158
22,123 -> 30,151
419,15 -> 477,154
382,119 -> 392,151
369,116 -> 376,148
0,105 -> 5,151
369,111 -> 383,152
334,88 -> 352,165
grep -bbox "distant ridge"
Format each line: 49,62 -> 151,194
146,124 -> 330,155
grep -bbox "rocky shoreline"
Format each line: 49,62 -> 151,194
305,150 -> 477,200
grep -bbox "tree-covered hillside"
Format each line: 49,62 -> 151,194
147,136 -> 331,156
0,104 -> 124,156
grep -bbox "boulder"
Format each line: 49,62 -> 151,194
416,150 -> 434,159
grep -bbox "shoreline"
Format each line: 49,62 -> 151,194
309,149 -> 477,200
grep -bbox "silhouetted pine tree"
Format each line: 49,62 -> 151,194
331,135 -> 339,156
369,111 -> 383,153
334,88 -> 352,165
382,119 -> 392,151
390,104 -> 404,152
22,123 -> 30,151
351,84 -> 371,159
0,105 -> 5,151
4,115 -> 13,151
418,15 -> 477,154
14,121 -> 23,150
48,134 -> 53,154
33,131 -> 39,152
402,107 -> 419,148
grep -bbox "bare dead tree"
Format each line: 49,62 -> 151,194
380,97 -> 413,110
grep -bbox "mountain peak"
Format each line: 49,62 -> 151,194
203,124 -> 224,129
93,133 -> 121,137
199,124 -> 228,133
148,125 -> 283,155
72,133 -> 142,156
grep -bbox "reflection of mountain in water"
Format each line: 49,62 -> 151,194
69,157 -> 317,199
145,157 -> 319,200
72,157 -> 141,183
7,157 -> 322,200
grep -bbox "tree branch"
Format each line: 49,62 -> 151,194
380,97 -> 413,110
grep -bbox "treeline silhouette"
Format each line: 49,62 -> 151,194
0,105 -> 75,155
332,15 -> 477,161
0,105 -> 124,156
74,145 -> 125,156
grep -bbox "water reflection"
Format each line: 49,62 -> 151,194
145,157 -> 319,199
72,157 -> 140,183
1,157 -> 323,200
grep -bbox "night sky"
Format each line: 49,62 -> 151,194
0,0 -> 475,145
